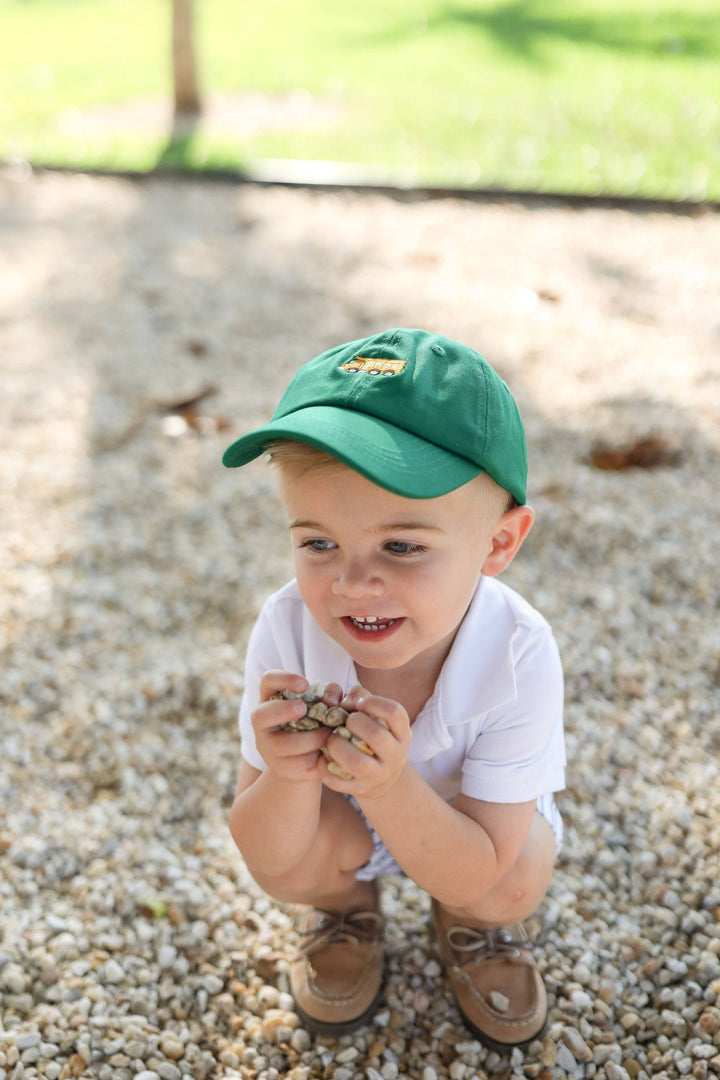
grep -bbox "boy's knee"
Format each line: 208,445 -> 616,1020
511,884 -> 528,906
467,866 -> 533,917
443,821 -> 556,924
247,862 -> 318,905
247,853 -> 372,908
244,801 -> 375,906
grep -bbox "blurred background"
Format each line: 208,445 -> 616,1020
1,0 -> 719,201
3,4 -> 720,1078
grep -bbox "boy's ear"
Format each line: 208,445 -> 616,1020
481,505 -> 535,577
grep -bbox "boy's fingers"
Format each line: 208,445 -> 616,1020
343,710 -> 393,756
259,672 -> 343,707
318,754 -> 355,786
322,735 -> 370,782
268,727 -> 329,758
253,696 -> 308,732
259,670 -> 309,702
322,682 -> 343,707
340,685 -> 367,712
340,691 -> 408,740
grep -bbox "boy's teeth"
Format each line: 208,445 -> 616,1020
350,615 -> 395,632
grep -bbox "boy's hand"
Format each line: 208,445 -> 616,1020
319,686 -> 411,800
253,672 -> 341,784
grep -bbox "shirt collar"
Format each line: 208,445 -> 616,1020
408,577 -> 519,762
303,578 -> 519,761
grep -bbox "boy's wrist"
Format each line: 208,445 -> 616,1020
354,763 -> 410,806
263,766 -> 323,792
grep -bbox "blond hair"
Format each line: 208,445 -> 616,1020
266,439 -> 516,513
266,439 -> 342,475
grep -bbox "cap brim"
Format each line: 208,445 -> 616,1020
221,405 -> 481,498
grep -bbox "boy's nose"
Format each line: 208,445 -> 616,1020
331,560 -> 384,599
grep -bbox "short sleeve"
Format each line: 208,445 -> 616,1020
237,606 -> 284,771
461,626 -> 565,802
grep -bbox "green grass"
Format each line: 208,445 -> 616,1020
1,0 -> 719,200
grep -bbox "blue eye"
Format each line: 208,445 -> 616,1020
385,541 -> 424,556
300,538 -> 336,552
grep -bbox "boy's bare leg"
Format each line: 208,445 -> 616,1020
439,812 -> 557,927
244,789 -> 383,1034
431,814 -> 557,1050
245,788 -> 377,913
431,812 -> 557,1049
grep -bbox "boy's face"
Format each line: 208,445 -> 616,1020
276,457 -> 530,686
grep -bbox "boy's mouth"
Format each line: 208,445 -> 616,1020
349,615 -> 396,631
342,615 -> 403,640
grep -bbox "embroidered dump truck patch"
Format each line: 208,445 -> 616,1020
339,356 -> 408,376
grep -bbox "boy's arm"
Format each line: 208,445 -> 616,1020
320,689 -> 538,907
357,768 -> 537,908
229,756 -> 326,878
229,672 -> 338,877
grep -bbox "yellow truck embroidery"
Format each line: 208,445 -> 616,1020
339,356 -> 408,376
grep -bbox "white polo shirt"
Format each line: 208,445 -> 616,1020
238,576 -> 565,804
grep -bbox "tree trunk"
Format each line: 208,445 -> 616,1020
172,0 -> 201,119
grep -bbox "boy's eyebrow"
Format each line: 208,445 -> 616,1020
289,518 -> 443,533
375,522 -> 444,533
289,519 -> 325,530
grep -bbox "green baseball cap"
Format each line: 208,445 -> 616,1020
222,328 -> 527,503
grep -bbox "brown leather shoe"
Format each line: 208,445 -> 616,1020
290,907 -> 384,1034
431,899 -> 547,1050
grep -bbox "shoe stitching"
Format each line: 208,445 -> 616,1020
454,966 -> 543,1029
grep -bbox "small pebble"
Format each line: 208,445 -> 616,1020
102,959 -> 125,984
605,1065 -> 632,1080
13,1038 -> 39,1054
555,1044 -> 577,1072
0,966 -> 27,994
158,1036 -> 184,1061
562,1026 -> 592,1062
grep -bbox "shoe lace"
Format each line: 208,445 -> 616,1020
445,924 -> 534,963
298,910 -> 383,957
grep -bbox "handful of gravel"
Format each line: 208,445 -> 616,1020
272,682 -> 380,779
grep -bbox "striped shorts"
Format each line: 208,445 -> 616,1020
352,792 -> 563,883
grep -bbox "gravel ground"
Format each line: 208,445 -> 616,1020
1,167 -> 720,1080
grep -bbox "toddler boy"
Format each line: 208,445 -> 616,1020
223,328 -> 565,1048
